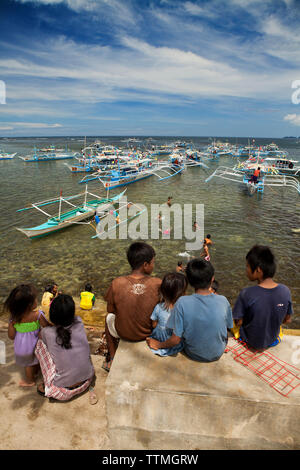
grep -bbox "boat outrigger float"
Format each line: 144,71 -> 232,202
205,166 -> 300,195
16,186 -> 127,239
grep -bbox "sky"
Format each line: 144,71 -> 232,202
1,0 -> 300,137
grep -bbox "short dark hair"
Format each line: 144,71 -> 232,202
246,245 -> 276,279
160,272 -> 187,306
206,234 -> 211,239
85,283 -> 92,292
44,282 -> 57,294
50,294 -> 75,349
186,259 -> 214,289
126,242 -> 156,270
4,284 -> 38,322
177,261 -> 183,266
211,280 -> 219,292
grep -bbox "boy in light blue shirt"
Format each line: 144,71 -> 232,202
147,259 -> 233,362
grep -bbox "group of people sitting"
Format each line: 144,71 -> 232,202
4,241 -> 293,402
102,242 -> 293,371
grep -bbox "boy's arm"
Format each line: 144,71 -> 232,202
282,314 -> 291,324
283,295 -> 293,325
104,283 -> 116,314
146,333 -> 181,350
232,291 -> 246,326
8,321 -> 16,340
147,300 -> 184,350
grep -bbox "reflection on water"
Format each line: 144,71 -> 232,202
0,137 -> 299,328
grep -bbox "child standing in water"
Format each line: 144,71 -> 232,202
201,239 -> 211,262
5,284 -> 49,386
149,272 -> 187,357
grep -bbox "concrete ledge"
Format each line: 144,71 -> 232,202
105,336 -> 300,450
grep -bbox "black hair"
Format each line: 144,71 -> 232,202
85,283 -> 92,292
246,245 -> 276,279
126,242 -> 156,270
49,294 -> 75,350
206,234 -> 211,239
160,272 -> 187,307
211,280 -> 219,293
177,261 -> 183,266
44,282 -> 57,294
186,258 -> 215,289
4,284 -> 38,323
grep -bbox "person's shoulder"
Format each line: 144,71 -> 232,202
111,275 -> 130,286
238,285 -> 259,298
41,324 -> 54,339
175,294 -> 193,307
276,283 -> 292,295
148,276 -> 162,286
212,294 -> 230,305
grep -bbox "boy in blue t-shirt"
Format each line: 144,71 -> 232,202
233,245 -> 293,350
147,259 -> 233,362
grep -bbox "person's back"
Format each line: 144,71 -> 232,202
233,284 -> 292,349
103,242 -> 161,371
147,259 -> 233,362
80,283 -> 95,310
233,245 -> 292,350
168,291 -> 232,362
106,274 -> 161,341
41,316 -> 94,387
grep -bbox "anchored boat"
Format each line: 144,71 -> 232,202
16,187 -> 126,239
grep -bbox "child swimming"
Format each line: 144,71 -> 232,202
149,272 -> 187,357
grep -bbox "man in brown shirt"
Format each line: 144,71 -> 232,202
103,242 -> 161,371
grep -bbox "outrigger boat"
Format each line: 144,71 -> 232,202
80,159 -> 186,189
19,146 -> 79,162
0,150 -> 17,160
16,187 -> 126,239
205,166 -> 300,195
235,154 -> 300,176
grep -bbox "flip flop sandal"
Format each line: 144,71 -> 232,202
89,387 -> 98,405
37,383 -> 45,397
101,359 -> 111,372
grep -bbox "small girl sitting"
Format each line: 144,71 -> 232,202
5,284 -> 49,387
148,272 -> 187,357
41,282 -> 58,309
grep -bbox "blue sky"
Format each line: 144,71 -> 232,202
1,0 -> 300,136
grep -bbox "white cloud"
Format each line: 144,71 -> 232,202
17,0 -> 137,24
183,2 -> 215,18
284,114 -> 300,126
0,121 -> 62,128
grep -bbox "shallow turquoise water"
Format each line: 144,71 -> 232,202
0,136 -> 299,328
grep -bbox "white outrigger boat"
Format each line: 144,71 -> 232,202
205,166 -> 300,195
0,150 -> 17,160
19,146 -> 79,162
16,187 -> 126,239
79,158 -> 188,189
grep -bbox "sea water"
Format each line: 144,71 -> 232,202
0,136 -> 299,328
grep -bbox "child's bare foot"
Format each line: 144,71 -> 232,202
19,379 -> 36,387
